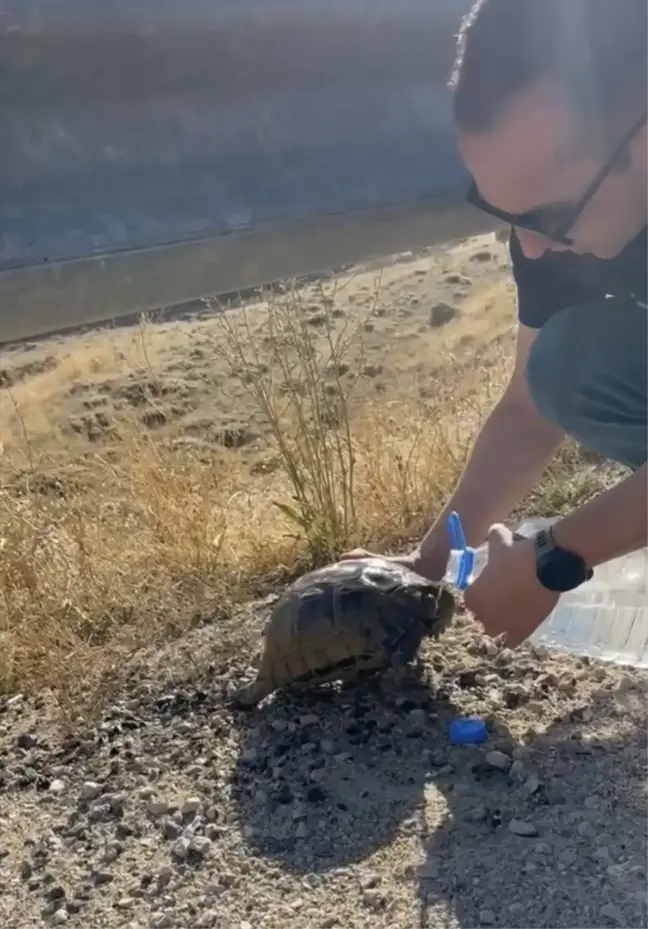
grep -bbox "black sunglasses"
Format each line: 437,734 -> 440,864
466,110 -> 647,246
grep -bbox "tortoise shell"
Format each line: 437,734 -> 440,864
231,557 -> 455,707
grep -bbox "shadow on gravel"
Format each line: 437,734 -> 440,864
416,678 -> 648,929
230,673 -> 457,873
230,668 -> 647,928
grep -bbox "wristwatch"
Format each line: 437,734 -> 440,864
533,526 -> 593,592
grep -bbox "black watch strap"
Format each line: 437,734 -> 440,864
534,527 -> 555,560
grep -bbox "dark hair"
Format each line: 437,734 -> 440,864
449,0 -> 647,142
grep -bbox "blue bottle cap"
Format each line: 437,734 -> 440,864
448,717 -> 488,745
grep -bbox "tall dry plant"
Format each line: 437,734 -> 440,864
206,276 -> 384,561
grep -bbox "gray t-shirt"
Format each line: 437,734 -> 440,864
510,225 -> 647,329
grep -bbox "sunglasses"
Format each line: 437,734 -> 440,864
466,110 -> 647,246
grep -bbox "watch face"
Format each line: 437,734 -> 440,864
538,548 -> 589,593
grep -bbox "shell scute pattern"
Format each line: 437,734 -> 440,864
231,557 -> 455,707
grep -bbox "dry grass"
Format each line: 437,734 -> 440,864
0,237 -> 616,719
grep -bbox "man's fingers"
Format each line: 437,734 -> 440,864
339,548 -> 371,561
486,522 -> 515,555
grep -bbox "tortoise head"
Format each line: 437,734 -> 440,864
420,582 -> 456,635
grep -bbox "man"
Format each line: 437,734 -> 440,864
344,0 -> 647,647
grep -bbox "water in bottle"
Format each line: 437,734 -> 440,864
443,512 -> 648,669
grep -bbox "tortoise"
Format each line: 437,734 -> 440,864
230,556 -> 455,707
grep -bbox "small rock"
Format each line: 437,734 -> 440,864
360,871 -> 380,889
320,739 -> 334,753
87,802 -> 111,822
558,848 -> 577,868
92,870 -> 114,886
172,837 -> 191,860
181,797 -> 202,816
147,800 -> 169,818
295,822 -> 309,839
51,910 -> 68,926
601,902 -> 625,925
503,683 -> 530,707
593,846 -> 611,864
49,779 -> 66,794
156,867 -> 173,890
467,804 -> 487,823
524,774 -> 541,795
19,859 -> 32,880
429,302 -> 456,327
299,714 -> 318,726
102,841 -> 123,864
47,885 -> 66,902
150,915 -> 175,929
16,732 -> 38,750
526,699 -> 548,715
485,750 -> 511,771
362,889 -> 385,909
508,819 -> 538,837
479,909 -> 496,925
577,820 -> 596,839
240,748 -> 257,764
509,759 -> 525,781
162,819 -> 182,839
189,836 -> 212,857
435,764 -> 454,777
195,917 -> 218,929
138,786 -> 156,801
79,782 -> 102,802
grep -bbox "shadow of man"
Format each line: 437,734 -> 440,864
416,675 -> 647,929
229,636 -> 646,929
230,673 -> 443,873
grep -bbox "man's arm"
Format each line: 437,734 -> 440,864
413,323 -> 565,577
552,464 -> 647,567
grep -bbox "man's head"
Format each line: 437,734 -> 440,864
449,0 -> 647,259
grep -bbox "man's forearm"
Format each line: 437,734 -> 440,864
417,396 -> 564,569
552,464 -> 648,567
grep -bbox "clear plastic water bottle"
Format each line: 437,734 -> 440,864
443,511 -> 648,669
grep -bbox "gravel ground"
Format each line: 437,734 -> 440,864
0,605 -> 646,929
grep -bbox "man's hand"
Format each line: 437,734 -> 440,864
463,524 -> 559,647
339,546 -> 430,576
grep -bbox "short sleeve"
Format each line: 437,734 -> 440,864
508,229 -> 593,329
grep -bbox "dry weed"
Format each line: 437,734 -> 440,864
0,268 -> 612,718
